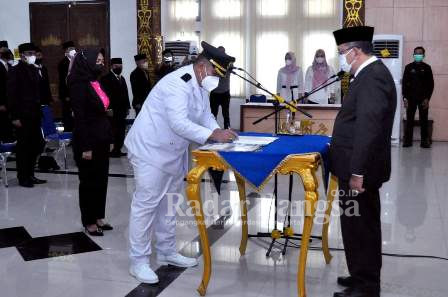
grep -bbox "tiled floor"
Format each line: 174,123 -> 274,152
0,142 -> 447,297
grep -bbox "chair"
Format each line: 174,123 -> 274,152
41,105 -> 72,169
0,142 -> 16,187
249,94 -> 267,103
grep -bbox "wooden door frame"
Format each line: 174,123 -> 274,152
29,0 -> 111,60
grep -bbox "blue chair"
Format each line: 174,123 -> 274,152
249,94 -> 267,103
0,142 -> 16,187
41,105 -> 72,169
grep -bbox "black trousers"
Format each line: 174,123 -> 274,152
210,91 -> 231,129
61,99 -> 74,132
74,143 -> 110,226
15,119 -> 45,182
0,110 -> 14,142
339,181 -> 382,293
110,115 -> 127,153
404,100 -> 429,143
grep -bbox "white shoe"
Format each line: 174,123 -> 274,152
129,263 -> 159,284
157,253 -> 198,268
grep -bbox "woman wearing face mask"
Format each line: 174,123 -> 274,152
276,52 -> 304,102
304,49 -> 338,104
68,48 -> 113,236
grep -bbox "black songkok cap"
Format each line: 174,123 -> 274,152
0,40 -> 8,48
62,41 -> 75,50
333,26 -> 374,46
111,57 -> 123,64
134,54 -> 147,61
18,42 -> 36,53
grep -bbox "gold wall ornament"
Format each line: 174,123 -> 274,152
315,123 -> 329,135
341,0 -> 365,100
78,33 -> 100,47
343,0 -> 364,28
137,0 -> 162,83
41,34 -> 62,47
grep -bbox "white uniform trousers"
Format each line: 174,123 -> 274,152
128,155 -> 184,265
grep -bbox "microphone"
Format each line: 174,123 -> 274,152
228,65 -> 244,71
336,70 -> 345,78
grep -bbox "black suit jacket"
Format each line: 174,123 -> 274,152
130,67 -> 151,109
58,57 -> 70,100
402,61 -> 434,102
7,61 -> 42,122
37,65 -> 53,105
0,62 -> 7,106
330,60 -> 397,189
69,79 -> 112,153
100,72 -> 130,118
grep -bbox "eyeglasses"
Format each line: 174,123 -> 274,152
338,47 -> 354,55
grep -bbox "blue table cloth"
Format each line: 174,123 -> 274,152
218,132 -> 331,190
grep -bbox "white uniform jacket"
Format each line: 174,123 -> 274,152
125,64 -> 220,176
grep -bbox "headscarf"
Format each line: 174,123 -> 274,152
67,48 -> 104,86
311,49 -> 330,89
280,51 -> 299,88
67,48 -> 109,110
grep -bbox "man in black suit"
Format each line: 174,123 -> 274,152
402,46 -> 434,148
330,26 -> 397,297
101,57 -> 130,157
35,47 -> 53,106
130,54 -> 151,115
0,41 -> 14,142
58,41 -> 76,131
7,43 -> 46,187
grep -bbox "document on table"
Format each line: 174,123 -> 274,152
199,136 -> 278,152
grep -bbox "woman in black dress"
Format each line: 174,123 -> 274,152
68,49 -> 113,236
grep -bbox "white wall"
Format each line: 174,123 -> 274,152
0,0 -> 137,98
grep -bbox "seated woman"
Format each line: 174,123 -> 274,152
304,49 -> 338,104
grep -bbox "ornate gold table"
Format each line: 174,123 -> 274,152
186,150 -> 339,297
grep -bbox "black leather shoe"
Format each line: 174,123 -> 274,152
31,176 -> 47,184
337,276 -> 355,287
333,287 -> 379,297
421,141 -> 431,148
85,227 -> 104,236
97,223 -> 113,231
19,180 -> 34,188
402,142 -> 412,147
110,151 -> 127,158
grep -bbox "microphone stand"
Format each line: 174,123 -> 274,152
252,75 -> 343,126
231,68 -> 342,256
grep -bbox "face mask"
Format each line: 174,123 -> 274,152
339,48 -> 354,73
112,67 -> 123,75
142,62 -> 149,70
26,55 -> 36,65
200,66 -> 219,93
68,49 -> 76,59
285,59 -> 292,66
414,54 -> 424,62
316,57 -> 325,64
7,60 -> 14,66
93,63 -> 105,76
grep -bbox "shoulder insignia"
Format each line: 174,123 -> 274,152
181,73 -> 192,82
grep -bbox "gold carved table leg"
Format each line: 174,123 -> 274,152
296,168 -> 319,297
186,165 -> 211,296
235,174 -> 248,255
322,174 -> 338,264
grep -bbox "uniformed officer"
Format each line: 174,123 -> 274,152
125,41 -> 237,284
402,46 -> 434,148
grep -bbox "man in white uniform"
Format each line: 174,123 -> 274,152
125,42 -> 237,284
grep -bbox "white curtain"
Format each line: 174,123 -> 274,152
165,0 -> 341,98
